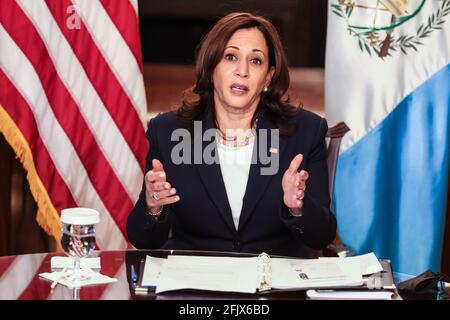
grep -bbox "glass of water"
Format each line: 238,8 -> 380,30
60,208 -> 99,286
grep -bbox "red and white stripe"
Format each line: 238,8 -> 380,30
0,252 -> 128,300
129,0 -> 139,16
0,254 -> 47,300
0,0 -> 148,249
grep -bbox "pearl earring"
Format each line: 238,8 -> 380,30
263,86 -> 268,92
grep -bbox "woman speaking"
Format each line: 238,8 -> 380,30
127,12 -> 336,258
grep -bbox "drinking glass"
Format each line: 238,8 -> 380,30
60,208 -> 99,286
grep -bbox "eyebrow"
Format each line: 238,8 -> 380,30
226,46 -> 265,56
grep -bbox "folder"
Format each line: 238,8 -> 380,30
132,252 -> 392,296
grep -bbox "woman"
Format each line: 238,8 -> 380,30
127,12 -> 336,258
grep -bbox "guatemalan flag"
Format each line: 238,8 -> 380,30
325,0 -> 450,276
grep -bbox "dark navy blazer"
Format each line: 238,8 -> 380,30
127,107 -> 337,258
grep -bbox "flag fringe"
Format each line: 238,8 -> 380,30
0,104 -> 62,251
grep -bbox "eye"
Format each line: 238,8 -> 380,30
225,54 -> 237,61
251,58 -> 262,65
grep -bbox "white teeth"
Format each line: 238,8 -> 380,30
231,85 -> 247,91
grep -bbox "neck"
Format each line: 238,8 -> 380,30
214,110 -> 258,149
214,101 -> 258,132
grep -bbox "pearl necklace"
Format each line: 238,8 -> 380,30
216,119 -> 257,148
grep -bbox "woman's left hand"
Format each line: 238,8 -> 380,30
282,154 -> 309,215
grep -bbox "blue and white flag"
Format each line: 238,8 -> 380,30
325,0 -> 450,276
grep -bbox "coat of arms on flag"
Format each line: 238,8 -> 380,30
331,0 -> 450,58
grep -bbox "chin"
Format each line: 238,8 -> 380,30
224,95 -> 255,110
226,101 -> 252,110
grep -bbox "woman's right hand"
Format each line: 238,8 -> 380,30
145,159 -> 180,215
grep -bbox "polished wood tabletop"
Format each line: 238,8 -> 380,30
0,249 -> 440,300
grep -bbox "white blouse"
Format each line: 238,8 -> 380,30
217,141 -> 254,230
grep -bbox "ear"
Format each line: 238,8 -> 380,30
265,66 -> 275,87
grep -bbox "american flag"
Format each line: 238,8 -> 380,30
0,0 -> 148,251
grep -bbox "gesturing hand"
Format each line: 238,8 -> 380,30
282,154 -> 309,215
145,159 -> 180,215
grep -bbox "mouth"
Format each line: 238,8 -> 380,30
230,83 -> 249,95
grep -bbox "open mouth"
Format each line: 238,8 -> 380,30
230,83 -> 249,95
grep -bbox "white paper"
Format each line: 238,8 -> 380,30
271,257 -> 363,289
39,268 -> 116,289
141,256 -> 166,288
319,252 -> 383,275
50,256 -> 101,270
351,253 -> 384,275
306,289 -> 400,300
155,256 -> 259,294
142,252 -> 385,294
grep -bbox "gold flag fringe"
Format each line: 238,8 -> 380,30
0,105 -> 62,251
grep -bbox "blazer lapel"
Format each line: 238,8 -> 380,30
238,113 -> 287,231
192,113 -> 236,234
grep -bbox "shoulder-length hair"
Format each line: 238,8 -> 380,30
177,12 -> 300,136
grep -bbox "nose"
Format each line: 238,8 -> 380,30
234,60 -> 249,78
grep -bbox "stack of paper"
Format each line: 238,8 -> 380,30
305,254 -> 399,300
306,289 -> 399,300
153,256 -> 259,294
138,252 -> 389,297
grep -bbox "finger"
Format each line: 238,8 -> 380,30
145,176 -> 166,195
147,186 -> 178,202
153,188 -> 177,200
287,154 -> 303,175
290,196 -> 303,209
152,158 -> 164,172
145,169 -> 166,184
156,195 -> 180,206
298,180 -> 306,191
296,189 -> 305,200
151,181 -> 171,192
294,173 -> 300,187
299,170 -> 309,181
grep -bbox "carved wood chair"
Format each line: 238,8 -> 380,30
322,121 -> 355,257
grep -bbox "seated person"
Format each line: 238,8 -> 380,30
127,12 -> 336,258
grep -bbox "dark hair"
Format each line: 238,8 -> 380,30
176,12 -> 300,136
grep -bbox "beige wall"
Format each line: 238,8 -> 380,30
143,64 -> 324,119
